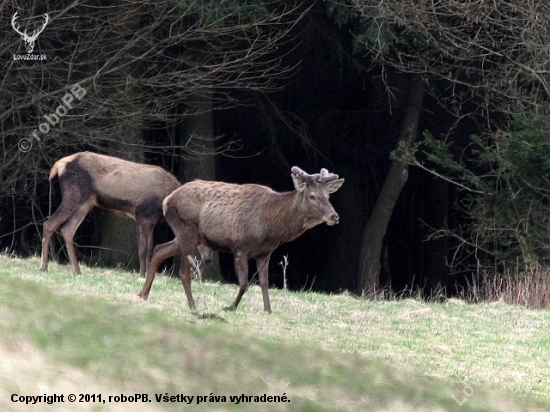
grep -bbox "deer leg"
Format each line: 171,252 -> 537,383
179,255 -> 196,310
136,218 -> 156,278
256,254 -> 272,313
41,204 -> 77,271
59,202 -> 93,275
224,251 -> 249,311
160,205 -> 199,310
139,238 -> 180,300
41,178 -> 92,272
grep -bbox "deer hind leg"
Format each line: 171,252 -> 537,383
136,218 -> 156,278
139,238 -> 180,300
148,233 -> 198,309
41,206 -> 73,272
173,230 -> 201,310
256,254 -> 272,313
59,202 -> 93,274
41,194 -> 91,272
224,251 -> 249,311
179,254 -> 196,310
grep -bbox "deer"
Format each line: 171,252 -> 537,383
41,152 -> 180,277
138,166 -> 344,313
11,11 -> 49,54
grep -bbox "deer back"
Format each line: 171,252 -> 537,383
55,152 -> 180,218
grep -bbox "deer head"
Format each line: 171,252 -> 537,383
12,11 -> 49,54
291,166 -> 344,226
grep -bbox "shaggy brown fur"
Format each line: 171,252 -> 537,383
41,152 -> 180,276
139,167 -> 344,313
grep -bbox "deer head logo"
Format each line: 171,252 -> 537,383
11,11 -> 49,54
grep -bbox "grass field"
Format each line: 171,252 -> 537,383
1,254 -> 549,411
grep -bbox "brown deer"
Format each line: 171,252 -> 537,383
41,152 -> 180,277
139,166 -> 344,313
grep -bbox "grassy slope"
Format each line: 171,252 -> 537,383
0,254 -> 549,411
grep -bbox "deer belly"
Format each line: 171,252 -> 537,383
200,219 -> 264,249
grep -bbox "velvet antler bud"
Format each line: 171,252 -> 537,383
318,168 -> 339,183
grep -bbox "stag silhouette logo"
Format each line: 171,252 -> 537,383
12,11 -> 49,54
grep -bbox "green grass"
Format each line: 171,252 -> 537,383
1,254 -> 550,411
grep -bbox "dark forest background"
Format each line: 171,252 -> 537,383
3,0 -> 550,300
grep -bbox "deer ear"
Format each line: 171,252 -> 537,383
323,178 -> 344,194
291,173 -> 307,192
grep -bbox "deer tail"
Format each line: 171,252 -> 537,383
48,160 -> 61,180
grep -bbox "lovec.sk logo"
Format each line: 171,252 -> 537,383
12,11 -> 49,60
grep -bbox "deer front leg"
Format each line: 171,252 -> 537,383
256,254 -> 272,314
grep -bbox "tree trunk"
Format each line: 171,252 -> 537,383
179,95 -> 216,183
358,75 -> 424,295
97,126 -> 144,273
95,9 -> 144,274
178,92 -> 222,282
423,174 -> 450,293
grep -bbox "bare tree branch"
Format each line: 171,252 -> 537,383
0,0 -> 308,247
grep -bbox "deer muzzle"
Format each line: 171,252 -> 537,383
326,212 -> 340,226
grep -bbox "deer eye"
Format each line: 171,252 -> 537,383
308,193 -> 316,200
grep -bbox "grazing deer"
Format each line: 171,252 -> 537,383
41,152 -> 180,277
11,11 -> 49,54
139,166 -> 344,313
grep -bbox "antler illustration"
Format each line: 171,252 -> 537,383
12,11 -> 49,54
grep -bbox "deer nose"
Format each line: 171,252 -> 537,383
329,213 -> 339,225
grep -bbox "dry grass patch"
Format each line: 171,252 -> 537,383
0,339 -> 163,412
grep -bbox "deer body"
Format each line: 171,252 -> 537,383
200,184 -> 303,249
139,167 -> 344,313
41,152 -> 180,277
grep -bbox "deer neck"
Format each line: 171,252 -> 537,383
264,191 -> 311,243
